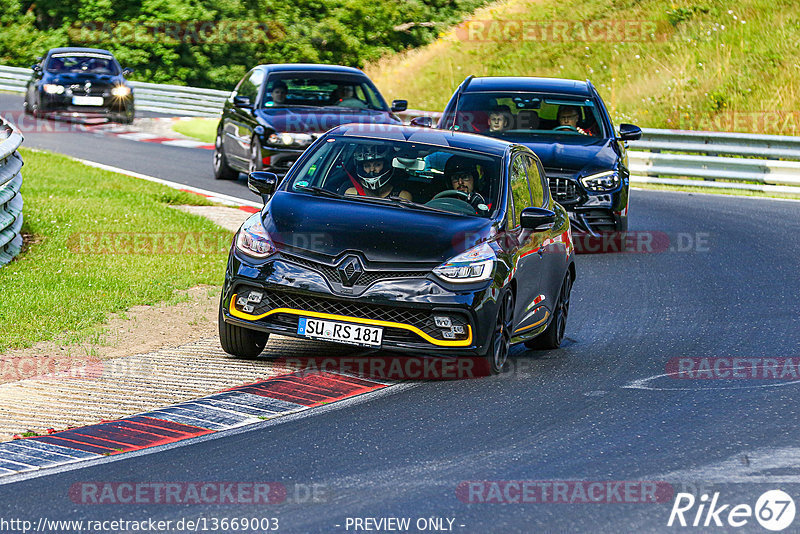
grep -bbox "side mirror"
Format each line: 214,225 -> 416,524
391,99 -> 408,112
409,116 -> 434,128
31,64 -> 41,72
520,207 -> 556,231
248,171 -> 278,200
233,95 -> 253,109
619,123 -> 642,141
122,67 -> 134,76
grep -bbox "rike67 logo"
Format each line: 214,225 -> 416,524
668,490 -> 796,531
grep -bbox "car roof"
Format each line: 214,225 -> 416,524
257,64 -> 366,76
46,47 -> 115,57
464,76 -> 592,97
328,123 -> 514,157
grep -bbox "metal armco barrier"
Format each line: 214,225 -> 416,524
2,63 -> 799,193
0,117 -> 24,267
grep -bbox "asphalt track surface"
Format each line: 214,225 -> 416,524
2,90 -> 800,533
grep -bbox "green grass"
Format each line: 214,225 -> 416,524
366,0 -> 800,135
0,148 -> 232,352
171,118 -> 218,144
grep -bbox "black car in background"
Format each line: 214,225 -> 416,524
424,76 -> 641,234
213,64 -> 407,180
218,124 -> 575,374
24,47 -> 135,124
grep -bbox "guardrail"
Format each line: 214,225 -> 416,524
0,117 -> 24,267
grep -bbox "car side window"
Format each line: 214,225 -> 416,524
522,154 -> 545,207
509,155 -> 533,227
236,70 -> 261,102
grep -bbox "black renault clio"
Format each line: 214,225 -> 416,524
218,124 -> 575,374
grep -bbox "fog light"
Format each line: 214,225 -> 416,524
434,316 -> 452,328
452,325 -> 465,334
247,292 -> 263,303
442,331 -> 456,339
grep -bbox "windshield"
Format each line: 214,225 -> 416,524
446,91 -> 608,139
286,137 -> 502,218
46,54 -> 119,75
262,74 -> 388,111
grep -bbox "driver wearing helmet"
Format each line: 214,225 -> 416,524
345,145 -> 412,200
444,156 -> 489,214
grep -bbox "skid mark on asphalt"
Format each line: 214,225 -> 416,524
0,370 -> 389,479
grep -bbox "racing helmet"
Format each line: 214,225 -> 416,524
353,144 -> 392,191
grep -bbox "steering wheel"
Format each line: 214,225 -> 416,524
433,190 -> 472,202
553,125 -> 578,132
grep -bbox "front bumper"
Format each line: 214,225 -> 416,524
220,253 -> 499,356
548,174 -> 628,235
40,92 -> 133,115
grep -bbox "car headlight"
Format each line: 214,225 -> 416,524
267,132 -> 313,147
235,214 -> 275,259
111,85 -> 131,97
580,170 -> 620,192
433,243 -> 496,283
42,84 -> 64,95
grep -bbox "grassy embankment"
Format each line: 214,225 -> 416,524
0,149 -> 232,351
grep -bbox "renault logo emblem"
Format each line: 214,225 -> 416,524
337,256 -> 364,287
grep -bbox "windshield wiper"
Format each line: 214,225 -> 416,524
295,185 -> 343,199
351,194 -> 451,214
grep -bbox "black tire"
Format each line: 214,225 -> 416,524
525,273 -> 572,350
616,215 -> 628,233
213,131 -> 239,180
23,99 -> 32,116
248,136 -> 262,174
218,304 -> 269,359
482,292 -> 514,375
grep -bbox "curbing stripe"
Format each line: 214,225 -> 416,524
0,370 -> 390,479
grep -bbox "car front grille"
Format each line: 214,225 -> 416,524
580,210 -> 617,233
281,254 -> 429,288
548,177 -> 582,204
232,287 -> 470,343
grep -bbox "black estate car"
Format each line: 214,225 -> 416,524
213,64 -> 407,180
218,124 -> 575,374
24,47 -> 134,123
422,76 -> 641,234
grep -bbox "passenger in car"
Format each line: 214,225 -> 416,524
445,156 -> 490,214
488,105 -> 512,133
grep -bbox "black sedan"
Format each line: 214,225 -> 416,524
421,76 -> 641,235
213,64 -> 407,180
24,47 -> 134,123
218,124 -> 575,374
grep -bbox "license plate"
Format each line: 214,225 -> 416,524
297,317 -> 382,347
72,96 -> 104,106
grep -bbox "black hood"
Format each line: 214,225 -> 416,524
506,136 -> 619,174
263,192 -> 493,264
254,108 -> 401,134
44,72 -> 121,86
